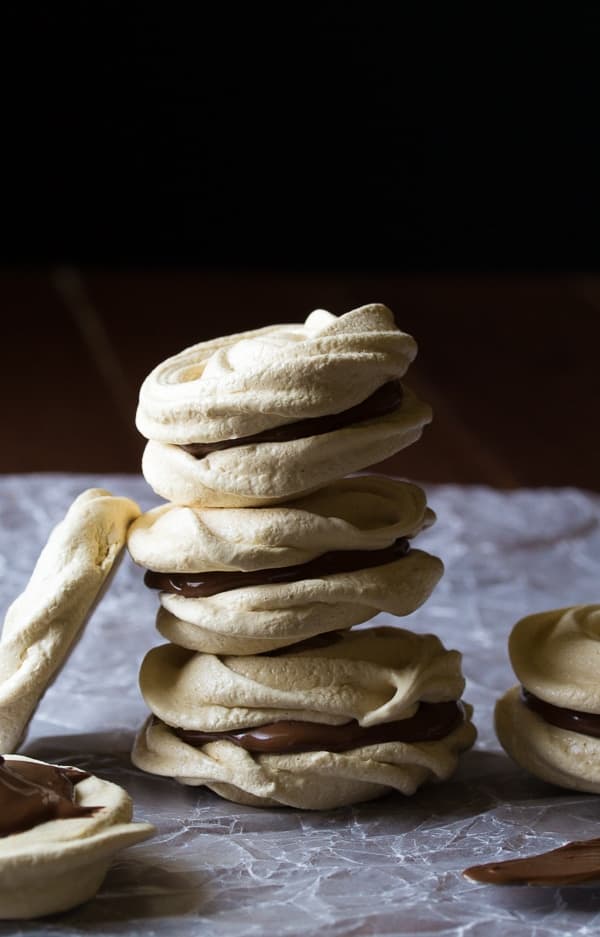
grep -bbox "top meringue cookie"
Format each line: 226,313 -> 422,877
136,305 -> 418,444
136,305 -> 432,507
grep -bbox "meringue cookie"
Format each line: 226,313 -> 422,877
0,755 -> 153,919
137,627 -> 466,732
130,477 -> 442,654
127,477 -> 434,573
136,304 -> 418,445
0,489 -> 140,753
156,549 -> 443,655
496,605 -> 600,792
141,388 -> 431,507
132,709 -> 476,809
508,604 -> 600,712
132,630 -> 474,809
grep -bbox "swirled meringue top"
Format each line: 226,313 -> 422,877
136,304 -> 417,444
127,476 -> 434,573
509,605 -> 600,712
139,626 -> 465,732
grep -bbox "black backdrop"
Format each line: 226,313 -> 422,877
2,4 -> 599,269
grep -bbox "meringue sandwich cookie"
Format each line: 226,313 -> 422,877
0,489 -> 140,753
152,548 -> 441,656
137,304 -> 419,445
128,477 -> 444,654
496,605 -> 600,793
132,627 -> 476,809
0,754 -> 154,919
136,305 -> 431,507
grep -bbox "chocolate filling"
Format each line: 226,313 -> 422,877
521,687 -> 600,738
0,755 -> 99,837
145,536 -> 410,598
180,379 -> 404,458
263,631 -> 345,656
171,700 -> 465,754
464,838 -> 600,886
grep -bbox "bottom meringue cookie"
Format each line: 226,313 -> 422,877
0,755 -> 154,919
496,686 -> 600,794
132,711 -> 475,810
132,626 -> 476,809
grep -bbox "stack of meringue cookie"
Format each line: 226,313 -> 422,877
129,304 -> 476,809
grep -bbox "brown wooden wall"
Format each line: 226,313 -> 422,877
3,270 -> 598,491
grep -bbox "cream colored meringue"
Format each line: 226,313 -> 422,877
157,549 -> 443,655
132,709 -> 476,809
141,388 -> 431,507
0,489 -> 141,753
509,604 -> 600,711
496,686 -> 600,794
128,477 -> 434,573
136,304 -> 417,444
0,755 -> 153,919
138,627 -> 465,732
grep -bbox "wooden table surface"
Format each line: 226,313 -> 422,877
3,269 -> 598,491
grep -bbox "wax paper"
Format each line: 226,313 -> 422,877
1,474 -> 599,936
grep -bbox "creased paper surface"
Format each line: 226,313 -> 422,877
1,474 -> 599,936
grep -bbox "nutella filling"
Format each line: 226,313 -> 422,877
171,700 -> 465,754
0,755 -> 98,837
521,687 -> 600,738
263,631 -> 345,656
145,537 -> 411,598
180,379 -> 404,458
464,838 -> 600,886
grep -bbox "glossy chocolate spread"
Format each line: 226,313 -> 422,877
144,537 -> 411,598
521,687 -> 600,738
172,700 -> 465,754
180,379 -> 404,458
464,838 -> 600,885
0,756 -> 98,836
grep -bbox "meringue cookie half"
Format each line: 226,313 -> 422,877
141,388 -> 431,507
508,604 -> 600,712
137,627 -> 466,732
496,686 -> 600,794
128,477 -> 434,573
496,606 -> 600,792
0,489 -> 141,753
132,626 -> 474,808
0,755 -> 153,919
136,304 -> 418,445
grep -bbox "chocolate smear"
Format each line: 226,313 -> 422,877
464,838 -> 600,886
0,755 -> 99,836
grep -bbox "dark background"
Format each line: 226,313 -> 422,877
3,4 -> 599,269
1,5 -> 599,489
